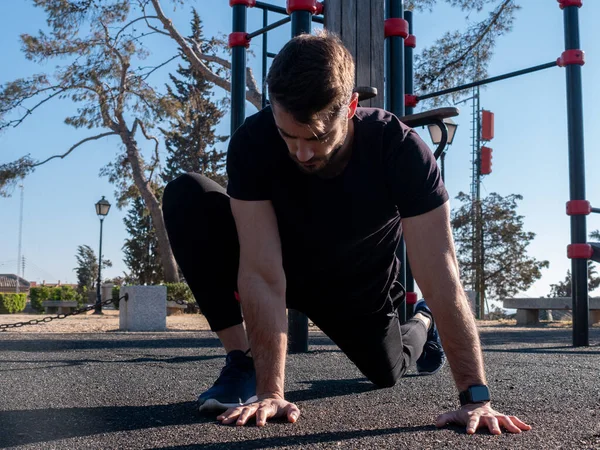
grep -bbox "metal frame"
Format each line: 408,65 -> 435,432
231,1 -> 591,348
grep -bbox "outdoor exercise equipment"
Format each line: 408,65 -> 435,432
228,0 -> 593,348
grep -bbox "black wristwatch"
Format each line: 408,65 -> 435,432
459,385 -> 491,406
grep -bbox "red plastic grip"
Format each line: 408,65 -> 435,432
405,94 -> 418,108
406,292 -> 418,305
404,35 -> 417,48
230,0 -> 256,7
287,0 -> 323,14
566,200 -> 591,216
558,0 -> 582,9
557,49 -> 585,67
384,18 -> 409,39
567,244 -> 593,259
229,32 -> 251,48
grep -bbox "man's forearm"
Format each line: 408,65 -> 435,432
238,272 -> 288,398
430,288 -> 487,392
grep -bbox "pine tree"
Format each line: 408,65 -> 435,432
122,192 -> 164,285
161,10 -> 228,187
451,192 -> 549,301
74,244 -> 112,294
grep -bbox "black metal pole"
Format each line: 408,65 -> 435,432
262,8 -> 268,109
255,1 -> 288,15
403,10 -> 415,316
291,10 -> 311,35
95,218 -> 104,314
248,16 -> 291,40
404,10 -> 414,115
231,4 -> 248,135
287,7 -> 313,353
563,4 -> 588,347
386,0 -> 406,322
418,61 -> 558,101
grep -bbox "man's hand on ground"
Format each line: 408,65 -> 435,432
217,397 -> 300,427
436,402 -> 532,435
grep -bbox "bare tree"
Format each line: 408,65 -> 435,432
0,0 -> 187,280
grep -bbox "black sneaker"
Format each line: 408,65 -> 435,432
198,349 -> 257,413
414,299 -> 446,375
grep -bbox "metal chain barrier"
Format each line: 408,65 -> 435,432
0,294 -> 129,332
0,294 -> 312,330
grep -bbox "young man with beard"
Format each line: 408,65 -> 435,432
162,31 -> 531,435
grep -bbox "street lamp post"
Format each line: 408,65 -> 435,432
427,118 -> 458,182
95,196 -> 111,314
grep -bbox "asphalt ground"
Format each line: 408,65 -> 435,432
0,326 -> 599,449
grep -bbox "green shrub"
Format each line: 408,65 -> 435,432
30,286 -> 51,313
112,285 -> 121,310
164,283 -> 195,305
0,293 -> 27,314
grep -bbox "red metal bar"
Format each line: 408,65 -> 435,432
228,32 -> 251,48
384,18 -> 409,39
557,49 -> 585,67
558,0 -> 582,9
567,244 -> 593,259
230,0 -> 256,7
566,200 -> 591,215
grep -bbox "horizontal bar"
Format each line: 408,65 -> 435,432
267,51 -> 277,58
592,207 -> 600,214
418,61 -> 558,101
248,16 -> 291,39
255,1 -> 324,18
255,1 -> 288,15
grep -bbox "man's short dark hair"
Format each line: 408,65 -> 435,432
266,30 -> 355,124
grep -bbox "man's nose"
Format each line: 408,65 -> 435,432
296,144 -> 315,162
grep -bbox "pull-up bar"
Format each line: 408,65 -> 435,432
417,61 -> 559,102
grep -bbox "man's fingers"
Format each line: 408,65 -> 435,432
508,416 -> 532,431
218,407 -> 243,424
286,404 -> 301,423
236,406 -> 256,426
255,407 -> 268,427
466,414 -> 480,435
484,416 -> 502,435
496,415 -> 523,434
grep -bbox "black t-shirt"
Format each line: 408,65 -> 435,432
227,107 -> 448,314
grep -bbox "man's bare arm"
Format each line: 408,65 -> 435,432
402,201 -> 485,391
231,198 -> 288,399
403,201 -> 531,435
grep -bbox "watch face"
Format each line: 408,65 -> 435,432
470,385 -> 490,402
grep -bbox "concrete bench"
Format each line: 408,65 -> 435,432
502,297 -> 600,325
41,301 -> 78,315
166,301 -> 187,316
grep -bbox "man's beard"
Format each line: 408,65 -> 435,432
292,142 -> 344,174
292,121 -> 349,175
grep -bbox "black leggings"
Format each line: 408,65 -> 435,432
162,173 -> 428,387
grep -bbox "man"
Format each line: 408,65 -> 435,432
162,31 -> 532,435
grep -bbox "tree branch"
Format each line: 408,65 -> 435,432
33,132 -> 118,167
115,15 -> 162,42
135,119 -> 160,173
149,0 -> 262,109
424,0 -> 513,87
2,87 -> 67,129
139,54 -> 179,80
100,21 -> 129,114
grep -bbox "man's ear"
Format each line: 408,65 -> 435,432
348,92 -> 359,119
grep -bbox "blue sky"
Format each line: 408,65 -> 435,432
1,0 -> 599,300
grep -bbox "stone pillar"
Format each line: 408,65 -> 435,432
515,309 -> 539,326
119,285 -> 167,332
